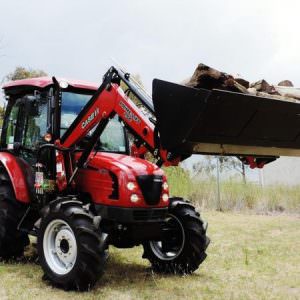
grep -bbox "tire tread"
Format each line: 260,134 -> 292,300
38,199 -> 107,291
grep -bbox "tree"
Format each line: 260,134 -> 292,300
192,155 -> 248,183
218,156 -> 248,183
4,66 -> 47,81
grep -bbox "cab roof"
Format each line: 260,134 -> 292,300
2,77 -> 99,96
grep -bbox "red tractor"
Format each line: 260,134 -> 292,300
0,67 -> 210,290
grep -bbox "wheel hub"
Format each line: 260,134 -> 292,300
43,220 -> 77,275
60,239 -> 69,254
54,228 -> 77,266
149,214 -> 185,261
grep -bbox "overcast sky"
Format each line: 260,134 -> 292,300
1,0 -> 300,91
1,0 -> 300,178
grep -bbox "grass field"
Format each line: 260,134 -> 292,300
0,211 -> 299,300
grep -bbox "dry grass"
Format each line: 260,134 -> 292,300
0,211 -> 299,300
165,167 -> 300,213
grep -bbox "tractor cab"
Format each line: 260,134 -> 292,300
2,77 -> 128,166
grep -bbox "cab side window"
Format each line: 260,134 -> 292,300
100,117 -> 127,153
22,98 -> 48,150
5,99 -> 22,149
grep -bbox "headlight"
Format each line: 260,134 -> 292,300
130,194 -> 139,203
127,182 -> 136,191
162,193 -> 169,202
162,182 -> 169,190
59,80 -> 69,89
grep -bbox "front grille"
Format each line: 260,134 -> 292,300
133,209 -> 167,221
136,175 -> 163,205
109,171 -> 119,200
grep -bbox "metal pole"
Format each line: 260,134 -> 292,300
259,169 -> 264,188
216,157 -> 221,210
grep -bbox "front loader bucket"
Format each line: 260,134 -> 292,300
152,79 -> 300,157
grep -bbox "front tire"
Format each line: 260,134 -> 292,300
38,200 -> 107,291
143,198 -> 210,274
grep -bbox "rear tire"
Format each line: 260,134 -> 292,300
38,200 -> 107,291
143,198 -> 210,274
0,180 -> 29,260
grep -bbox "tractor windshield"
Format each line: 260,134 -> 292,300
61,91 -> 127,153
61,92 -> 91,135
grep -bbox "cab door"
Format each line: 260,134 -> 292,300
3,93 -> 49,163
4,97 -> 26,149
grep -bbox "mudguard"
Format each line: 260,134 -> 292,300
0,152 -> 32,203
169,197 -> 195,210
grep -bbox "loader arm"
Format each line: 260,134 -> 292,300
55,67 -> 175,189
60,79 -> 156,152
52,65 -> 284,192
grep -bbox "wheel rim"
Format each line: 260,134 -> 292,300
149,214 -> 185,261
43,219 -> 77,275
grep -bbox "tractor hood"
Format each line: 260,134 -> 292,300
74,152 -> 166,208
78,152 -> 163,178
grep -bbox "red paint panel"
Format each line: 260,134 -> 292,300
0,152 -> 31,203
74,152 -> 168,208
76,168 -> 114,202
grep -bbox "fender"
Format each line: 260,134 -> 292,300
0,152 -> 32,203
169,197 -> 208,232
169,197 -> 195,210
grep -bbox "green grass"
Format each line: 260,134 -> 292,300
0,211 -> 299,300
165,167 -> 300,213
